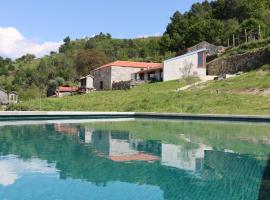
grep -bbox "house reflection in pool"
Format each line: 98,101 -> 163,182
161,143 -> 212,175
77,127 -> 212,175
79,129 -> 161,162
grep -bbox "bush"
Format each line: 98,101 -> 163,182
5,103 -> 32,111
238,38 -> 270,51
266,44 -> 270,54
261,64 -> 270,71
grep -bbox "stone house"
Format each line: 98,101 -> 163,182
187,41 -> 225,56
0,88 -> 8,105
91,61 -> 161,90
135,49 -> 208,82
79,74 -> 94,93
0,88 -> 18,105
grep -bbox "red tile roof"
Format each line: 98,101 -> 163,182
94,61 -> 162,71
54,124 -> 78,134
57,86 -> 79,92
110,153 -> 160,162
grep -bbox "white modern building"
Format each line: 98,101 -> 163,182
163,49 -> 207,81
134,49 -> 207,82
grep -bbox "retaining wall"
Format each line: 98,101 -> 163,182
207,48 -> 269,75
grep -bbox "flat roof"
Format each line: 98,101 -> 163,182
164,48 -> 207,63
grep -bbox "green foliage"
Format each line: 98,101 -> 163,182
15,54 -> 36,63
5,103 -> 35,111
161,0 -> 270,52
76,49 -> 109,76
221,37 -> 270,56
19,84 -> 43,100
47,77 -> 65,96
261,64 -> 270,71
83,33 -> 165,62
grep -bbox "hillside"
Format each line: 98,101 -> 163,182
1,0 -> 270,100
9,67 -> 270,115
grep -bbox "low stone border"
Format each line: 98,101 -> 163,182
0,111 -> 270,123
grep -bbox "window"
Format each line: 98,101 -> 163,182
198,52 -> 204,68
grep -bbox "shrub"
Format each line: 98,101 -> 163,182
5,103 -> 32,111
261,64 -> 270,71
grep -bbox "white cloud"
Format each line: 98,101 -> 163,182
0,155 -> 57,186
0,27 -> 63,59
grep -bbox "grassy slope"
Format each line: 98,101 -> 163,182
16,70 -> 270,115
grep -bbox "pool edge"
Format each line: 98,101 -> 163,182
0,111 -> 270,123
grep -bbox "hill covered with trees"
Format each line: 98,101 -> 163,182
0,0 -> 269,100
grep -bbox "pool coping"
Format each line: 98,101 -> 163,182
0,111 -> 270,123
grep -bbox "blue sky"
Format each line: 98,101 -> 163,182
0,0 -> 203,58
0,0 -> 203,41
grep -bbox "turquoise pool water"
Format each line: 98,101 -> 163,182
0,119 -> 269,200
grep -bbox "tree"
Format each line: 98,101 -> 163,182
59,36 -> 72,53
75,49 -> 109,76
8,65 -> 15,71
188,1 -> 212,19
161,11 -> 190,51
47,77 -> 65,97
63,36 -> 71,45
16,54 -> 36,63
55,77 -> 65,86
85,38 -> 95,49
240,18 -> 267,41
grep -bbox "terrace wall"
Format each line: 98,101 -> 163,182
207,48 -> 270,75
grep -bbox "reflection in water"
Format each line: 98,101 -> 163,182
80,129 -> 161,162
161,143 -> 212,175
0,120 -> 269,200
0,156 -> 57,186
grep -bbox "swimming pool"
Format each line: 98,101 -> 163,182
0,119 -> 269,200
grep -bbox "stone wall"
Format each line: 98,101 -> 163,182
0,89 -> 8,105
112,81 -> 132,90
92,67 -> 111,90
207,48 -> 269,75
111,66 -> 142,83
112,80 -> 145,90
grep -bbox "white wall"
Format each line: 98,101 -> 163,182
109,139 -> 138,156
163,51 -> 206,82
0,90 -> 8,104
86,76 -> 93,89
161,143 -> 212,172
111,66 -> 142,84
84,129 -> 94,143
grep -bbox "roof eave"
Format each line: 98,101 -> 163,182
164,48 -> 207,63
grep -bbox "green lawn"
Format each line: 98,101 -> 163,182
11,69 -> 270,115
